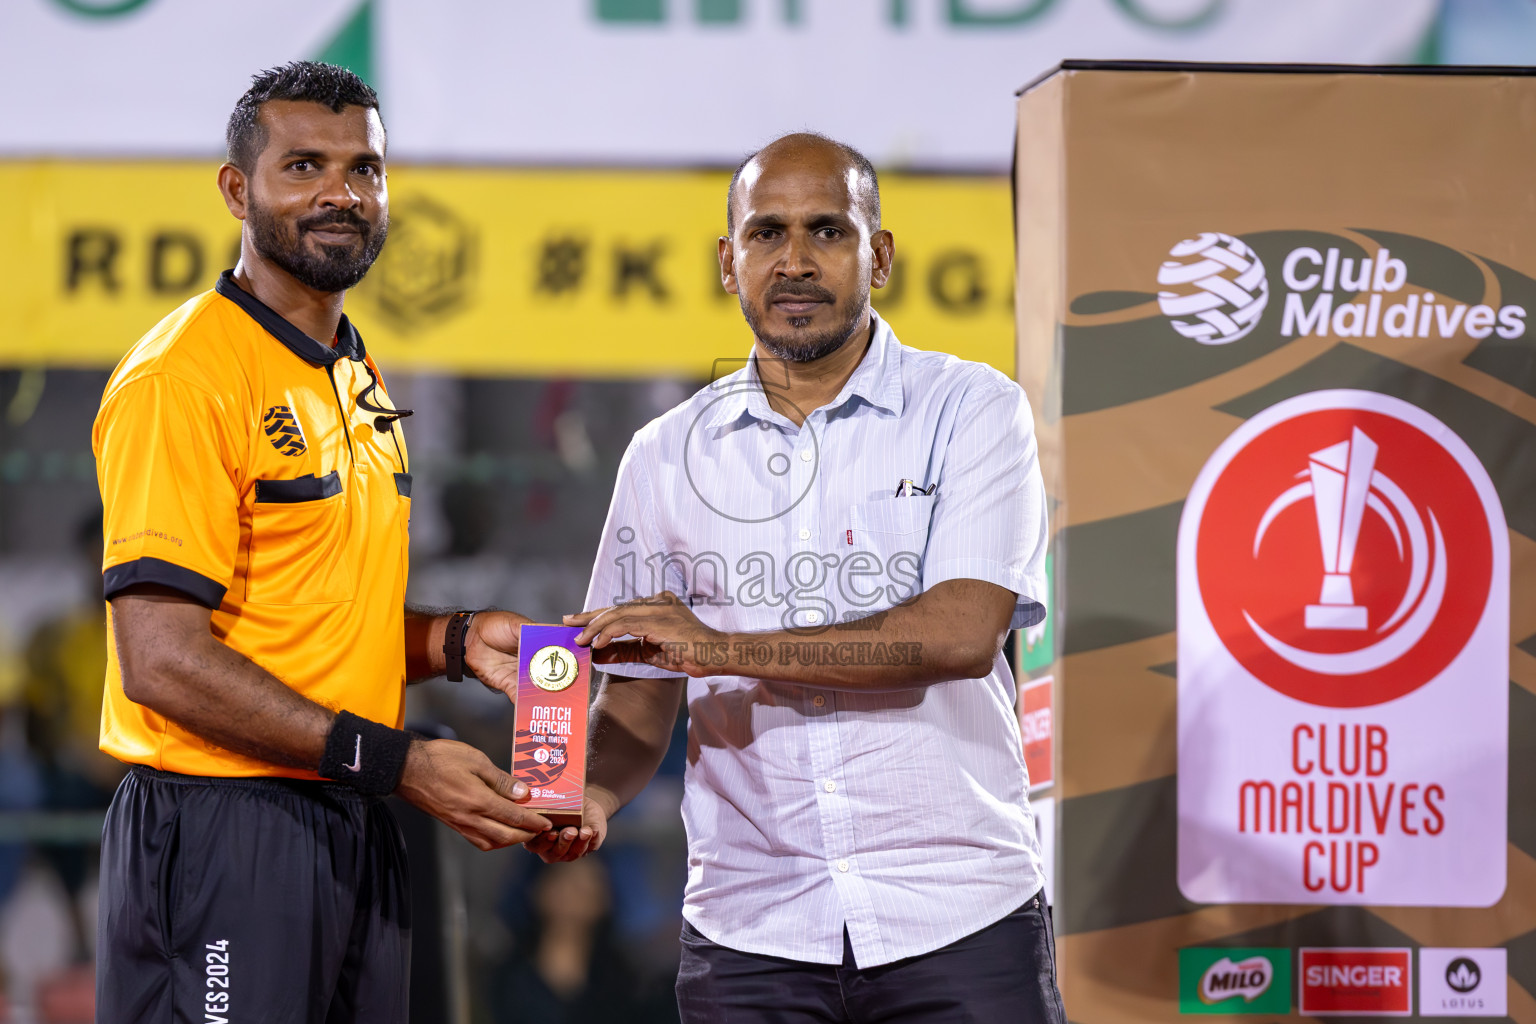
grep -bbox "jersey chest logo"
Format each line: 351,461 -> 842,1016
262,405 -> 308,457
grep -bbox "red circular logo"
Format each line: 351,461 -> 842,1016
1195,400 -> 1492,708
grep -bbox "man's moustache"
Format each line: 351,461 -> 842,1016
765,285 -> 834,303
298,212 -> 369,234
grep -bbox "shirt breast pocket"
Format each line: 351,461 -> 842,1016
849,496 -> 934,604
245,471 -> 354,605
851,495 -> 935,543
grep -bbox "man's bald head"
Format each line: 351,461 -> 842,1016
726,132 -> 880,235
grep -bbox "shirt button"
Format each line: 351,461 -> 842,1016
805,610 -> 822,624
800,450 -> 813,463
823,780 -> 836,793
813,695 -> 825,708
798,527 -> 810,540
837,860 -> 850,873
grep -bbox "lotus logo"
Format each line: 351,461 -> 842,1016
1200,955 -> 1273,1004
1446,957 -> 1481,994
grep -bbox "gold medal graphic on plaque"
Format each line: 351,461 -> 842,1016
531,645 -> 577,691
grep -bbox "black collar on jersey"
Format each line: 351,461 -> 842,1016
215,270 -> 366,366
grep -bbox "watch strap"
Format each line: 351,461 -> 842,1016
443,610 -> 477,682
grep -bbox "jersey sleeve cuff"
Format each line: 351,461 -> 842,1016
103,557 -> 228,609
923,557 -> 1046,630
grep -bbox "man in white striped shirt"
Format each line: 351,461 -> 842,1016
532,132 -> 1065,1022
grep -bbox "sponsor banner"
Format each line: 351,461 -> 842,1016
0,161 -> 1013,376
1016,66 -> 1536,1023
1019,675 -> 1054,792
1298,948 -> 1412,1016
1419,947 -> 1507,1018
1018,550 -> 1055,675
1177,947 -> 1290,1015
0,0 -> 357,156
1178,390 -> 1509,905
0,1 -> 1436,168
1031,793 -> 1055,907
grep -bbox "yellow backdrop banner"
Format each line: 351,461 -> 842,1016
0,161 -> 1013,378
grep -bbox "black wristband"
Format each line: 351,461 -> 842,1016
443,610 -> 477,682
319,711 -> 413,796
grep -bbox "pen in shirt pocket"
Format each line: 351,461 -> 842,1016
893,479 -> 937,498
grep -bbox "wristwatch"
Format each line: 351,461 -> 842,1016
442,610 -> 478,682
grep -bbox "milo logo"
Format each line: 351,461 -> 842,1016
1200,956 -> 1273,1004
1179,948 -> 1291,1015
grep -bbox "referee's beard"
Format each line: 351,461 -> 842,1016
248,199 -> 389,295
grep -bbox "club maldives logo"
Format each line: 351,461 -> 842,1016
1155,231 -> 1527,344
1187,390 -> 1494,708
1178,948 -> 1290,1014
262,405 -> 307,457
1157,233 -> 1268,345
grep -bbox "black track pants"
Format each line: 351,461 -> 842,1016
677,890 -> 1067,1024
96,765 -> 411,1024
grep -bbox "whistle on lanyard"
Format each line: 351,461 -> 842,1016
355,361 -> 414,434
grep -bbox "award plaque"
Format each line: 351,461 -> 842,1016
513,625 -> 590,830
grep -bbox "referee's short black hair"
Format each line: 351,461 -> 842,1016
726,132 -> 881,235
226,61 -> 382,173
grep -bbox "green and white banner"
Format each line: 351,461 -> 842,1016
2,0 -> 1437,168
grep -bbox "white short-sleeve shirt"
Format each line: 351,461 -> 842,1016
583,310 -> 1049,967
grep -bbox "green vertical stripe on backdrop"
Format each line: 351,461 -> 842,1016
1410,8 -> 1442,63
597,0 -> 666,22
696,0 -> 741,22
314,0 -> 375,86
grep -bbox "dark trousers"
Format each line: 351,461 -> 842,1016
676,890 -> 1067,1024
96,766 -> 411,1024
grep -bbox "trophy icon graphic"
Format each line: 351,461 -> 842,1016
1245,420 -> 1448,675
1304,427 -> 1376,631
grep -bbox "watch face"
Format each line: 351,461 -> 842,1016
531,645 -> 577,692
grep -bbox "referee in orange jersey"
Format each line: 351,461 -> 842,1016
91,63 -> 559,1022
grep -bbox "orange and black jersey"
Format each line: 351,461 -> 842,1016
94,271 -> 411,778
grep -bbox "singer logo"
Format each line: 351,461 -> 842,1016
1299,948 -> 1412,1016
1189,391 -> 1493,708
1019,677 -> 1054,792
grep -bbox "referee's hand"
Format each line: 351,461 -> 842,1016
396,738 -> 551,851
